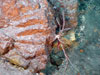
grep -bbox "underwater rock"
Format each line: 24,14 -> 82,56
0,59 -> 33,75
0,32 -> 14,55
0,0 -> 56,74
48,0 -> 78,28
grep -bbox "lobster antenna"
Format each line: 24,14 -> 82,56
56,18 -> 61,31
62,11 -> 65,32
60,44 -> 79,72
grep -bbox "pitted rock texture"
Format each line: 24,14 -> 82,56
0,31 -> 14,55
0,0 -> 55,74
0,58 -> 33,75
48,0 -> 78,28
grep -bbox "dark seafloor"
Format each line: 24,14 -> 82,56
42,0 -> 100,75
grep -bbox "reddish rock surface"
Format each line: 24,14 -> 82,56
58,0 -> 78,28
49,0 -> 78,28
0,0 -> 56,74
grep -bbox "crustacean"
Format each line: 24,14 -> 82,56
50,11 -> 78,70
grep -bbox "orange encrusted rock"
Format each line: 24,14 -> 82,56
0,0 -> 56,73
0,32 -> 14,55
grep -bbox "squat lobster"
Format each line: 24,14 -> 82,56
52,11 -> 77,70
